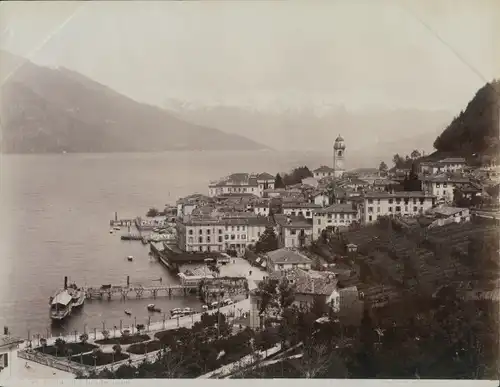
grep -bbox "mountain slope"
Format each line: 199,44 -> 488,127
0,51 -> 267,153
432,80 -> 499,163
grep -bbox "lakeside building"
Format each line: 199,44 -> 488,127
420,157 -> 467,174
0,332 -> 24,380
360,191 -> 436,224
274,214 -> 313,249
312,203 -> 359,240
208,172 -> 275,198
176,214 -> 273,255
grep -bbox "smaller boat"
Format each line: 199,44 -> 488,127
109,230 -> 114,234
113,226 -> 121,231
124,310 -> 132,316
127,256 -> 133,261
147,304 -> 161,313
182,307 -> 194,315
171,308 -> 182,316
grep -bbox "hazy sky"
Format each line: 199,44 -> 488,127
0,0 -> 498,111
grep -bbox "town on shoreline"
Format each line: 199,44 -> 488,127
2,128 -> 499,381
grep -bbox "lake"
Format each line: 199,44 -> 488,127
0,150 -> 330,337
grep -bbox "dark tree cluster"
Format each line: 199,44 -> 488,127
433,80 -> 500,163
281,166 -> 313,186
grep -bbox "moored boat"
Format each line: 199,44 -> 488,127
67,283 -> 85,308
127,256 -> 133,261
124,310 -> 132,316
49,290 -> 73,321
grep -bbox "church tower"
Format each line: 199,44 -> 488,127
333,135 -> 346,178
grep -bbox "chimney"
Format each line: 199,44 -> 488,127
64,276 -> 68,290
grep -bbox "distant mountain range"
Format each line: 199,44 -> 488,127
164,101 -> 454,165
0,51 -> 267,154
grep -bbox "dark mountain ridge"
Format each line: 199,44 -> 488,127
0,51 -> 267,154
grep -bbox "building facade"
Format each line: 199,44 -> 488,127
208,172 -> 275,198
361,191 -> 436,224
421,176 -> 471,202
312,203 -> 359,240
313,166 -> 336,179
274,215 -> 313,249
282,202 -> 321,219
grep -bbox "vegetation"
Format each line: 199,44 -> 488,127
70,350 -> 129,367
274,173 -> 286,189
34,339 -> 98,357
378,161 -> 388,174
94,334 -> 151,346
127,340 -> 163,355
433,80 -> 499,164
146,207 -> 160,217
254,226 -> 279,254
282,166 -> 313,186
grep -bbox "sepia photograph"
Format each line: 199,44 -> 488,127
0,0 -> 498,384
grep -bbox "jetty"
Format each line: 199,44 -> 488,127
84,283 -> 198,300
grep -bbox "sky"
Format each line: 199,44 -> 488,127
0,0 -> 498,112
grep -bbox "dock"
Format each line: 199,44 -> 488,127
84,283 -> 198,300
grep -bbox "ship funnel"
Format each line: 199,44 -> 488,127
64,276 -> 68,290
4,326 -> 8,335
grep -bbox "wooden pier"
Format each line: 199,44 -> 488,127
84,283 -> 198,301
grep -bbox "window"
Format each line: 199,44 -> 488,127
232,226 -> 235,231
340,213 -> 345,219
443,183 -> 447,188
396,198 -> 401,204
199,246 -> 203,252
199,229 -> 203,235
188,237 -> 193,244
219,229 -> 223,234
306,211 -> 311,217
377,207 -> 381,213
317,219 -> 321,225
413,198 -> 417,204
237,226 -> 240,231
225,226 -> 228,231
188,229 -> 193,235
405,206 -> 408,212
413,206 -> 418,212
388,199 -> 394,204
207,229 -> 211,235
291,211 -> 296,216
218,236 -> 223,242
368,207 -> 373,213
368,215 -> 372,222
198,236 -> 203,243
436,183 -> 440,188
242,235 -> 246,239
368,199 -> 373,204
0,353 -> 9,369
207,246 -> 211,252
207,236 -> 211,243
258,232 -> 261,237
291,230 -> 297,235
231,235 -> 235,240
389,207 -> 393,212
225,235 -> 229,240
395,206 -> 401,212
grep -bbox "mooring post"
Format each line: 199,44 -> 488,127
127,276 -> 130,287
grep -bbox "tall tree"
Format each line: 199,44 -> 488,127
379,161 -> 388,174
274,173 -> 286,189
255,226 -> 279,253
411,150 -> 422,159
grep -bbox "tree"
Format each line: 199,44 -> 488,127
379,161 -> 388,174
274,173 -> 286,189
112,344 -> 122,362
54,338 -> 66,357
146,207 -> 159,217
254,226 -> 278,253
411,150 -> 422,159
283,166 -> 313,186
79,333 -> 89,344
392,154 -> 404,168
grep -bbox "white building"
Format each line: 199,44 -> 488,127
282,202 -> 321,219
274,215 -> 313,249
361,191 -> 436,224
312,203 -> 359,240
313,166 -> 336,179
333,135 -> 346,178
310,191 -> 330,207
265,248 -> 312,273
421,175 -> 471,203
176,215 -> 272,255
420,157 -> 467,174
208,172 -> 275,198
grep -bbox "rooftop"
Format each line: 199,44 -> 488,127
314,203 -> 358,214
314,166 -> 335,173
282,202 -> 321,209
266,248 -> 313,265
274,214 -> 313,228
439,157 -> 467,164
432,206 -> 468,217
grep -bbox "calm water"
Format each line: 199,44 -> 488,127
0,150 -> 328,338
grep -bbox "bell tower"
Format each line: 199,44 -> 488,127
333,134 -> 346,178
